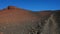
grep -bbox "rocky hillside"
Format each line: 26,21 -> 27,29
0,6 -> 60,34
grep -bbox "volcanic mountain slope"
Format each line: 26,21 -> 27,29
0,6 -> 60,34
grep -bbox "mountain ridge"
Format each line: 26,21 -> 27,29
0,6 -> 60,34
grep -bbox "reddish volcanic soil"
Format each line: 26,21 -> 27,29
0,6 -> 36,23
